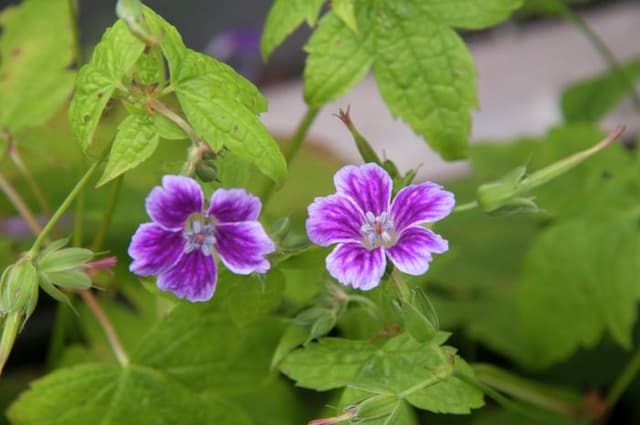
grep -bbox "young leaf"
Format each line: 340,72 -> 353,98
97,111 -> 160,186
517,216 -> 640,367
69,20 -> 146,152
373,0 -> 477,160
304,9 -> 374,107
0,0 -> 75,132
425,0 -> 523,29
174,51 -> 286,184
332,0 -> 358,32
561,61 -> 640,123
261,0 -> 326,60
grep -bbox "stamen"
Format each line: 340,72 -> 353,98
360,211 -> 396,249
183,215 -> 217,256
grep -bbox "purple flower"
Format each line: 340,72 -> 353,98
306,164 -> 455,290
128,176 -> 275,302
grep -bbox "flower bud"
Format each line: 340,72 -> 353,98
351,394 -> 399,422
195,161 -> 218,182
1,261 -> 39,320
336,107 -> 383,167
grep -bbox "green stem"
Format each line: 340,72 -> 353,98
261,107 -> 320,203
91,175 -> 123,251
0,312 -> 22,375
559,3 -> 640,110
29,161 -> 102,255
453,200 -> 478,213
605,345 -> 640,410
390,268 -> 411,301
149,98 -> 199,145
67,0 -> 83,66
73,187 -> 86,246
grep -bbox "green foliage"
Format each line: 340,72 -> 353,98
98,110 -> 160,186
294,0 -> 523,159
280,333 -> 484,414
0,0 -> 75,133
260,0 -> 326,60
8,305 -> 286,424
68,20 -> 145,152
561,61 -> 640,123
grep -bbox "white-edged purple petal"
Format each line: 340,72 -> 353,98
390,182 -> 455,231
157,250 -> 218,302
214,222 -> 275,274
128,223 -> 185,275
145,175 -> 204,230
386,227 -> 448,275
326,243 -> 386,290
334,164 -> 392,216
306,194 -> 365,246
207,188 -> 261,223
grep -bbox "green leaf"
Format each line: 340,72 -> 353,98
561,61 -> 640,123
304,9 -> 374,106
174,50 -> 286,184
425,0 -> 523,29
133,49 -> 163,86
280,333 -> 484,414
373,0 -> 477,159
261,0 -> 326,60
0,0 -> 75,132
152,113 -> 188,140
97,111 -> 160,186
69,20 -> 145,152
332,0 -> 357,32
7,364 -> 252,425
517,216 -> 640,367
141,6 -> 185,78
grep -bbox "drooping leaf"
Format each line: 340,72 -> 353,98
303,9 -> 374,106
97,111 -> 160,187
561,61 -> 640,123
0,0 -> 75,132
517,215 -> 640,367
261,0 -> 326,60
69,20 -> 145,152
373,0 -> 477,160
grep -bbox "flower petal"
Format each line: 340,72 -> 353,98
157,251 -> 217,302
128,223 -> 185,276
207,188 -> 261,223
306,194 -> 365,246
334,164 -> 392,216
145,175 -> 203,230
326,243 -> 386,290
390,182 -> 454,231
386,227 -> 448,275
215,222 -> 275,274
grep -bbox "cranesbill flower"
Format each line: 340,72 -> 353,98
128,176 -> 275,302
306,164 -> 454,290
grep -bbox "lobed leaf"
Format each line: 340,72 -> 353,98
425,0 -> 524,30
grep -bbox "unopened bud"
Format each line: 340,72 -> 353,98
0,261 -> 39,320
308,407 -> 357,425
195,161 -> 218,182
335,107 -> 383,167
351,394 -> 399,422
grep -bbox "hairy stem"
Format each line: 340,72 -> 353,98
559,3 -> 640,110
453,200 -> 478,213
0,173 -> 43,236
605,345 -> 640,410
73,187 -> 86,246
261,107 -> 320,203
29,160 -> 101,255
91,175 -> 123,251
148,98 -> 199,145
79,290 -> 129,366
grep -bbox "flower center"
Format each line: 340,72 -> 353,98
360,211 -> 396,249
183,214 -> 216,256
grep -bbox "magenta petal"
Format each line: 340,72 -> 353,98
334,164 -> 392,216
128,223 -> 185,275
306,194 -> 365,246
215,222 -> 275,274
157,251 -> 217,302
207,188 -> 261,223
326,243 -> 386,290
146,175 -> 203,230
386,227 -> 448,275
390,182 -> 455,231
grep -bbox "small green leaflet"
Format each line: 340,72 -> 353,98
279,333 -> 484,414
261,0 -> 326,60
298,0 -> 523,160
0,0 -> 75,133
68,20 -> 145,152
97,111 -> 160,187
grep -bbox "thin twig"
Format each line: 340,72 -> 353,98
0,172 -> 43,236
